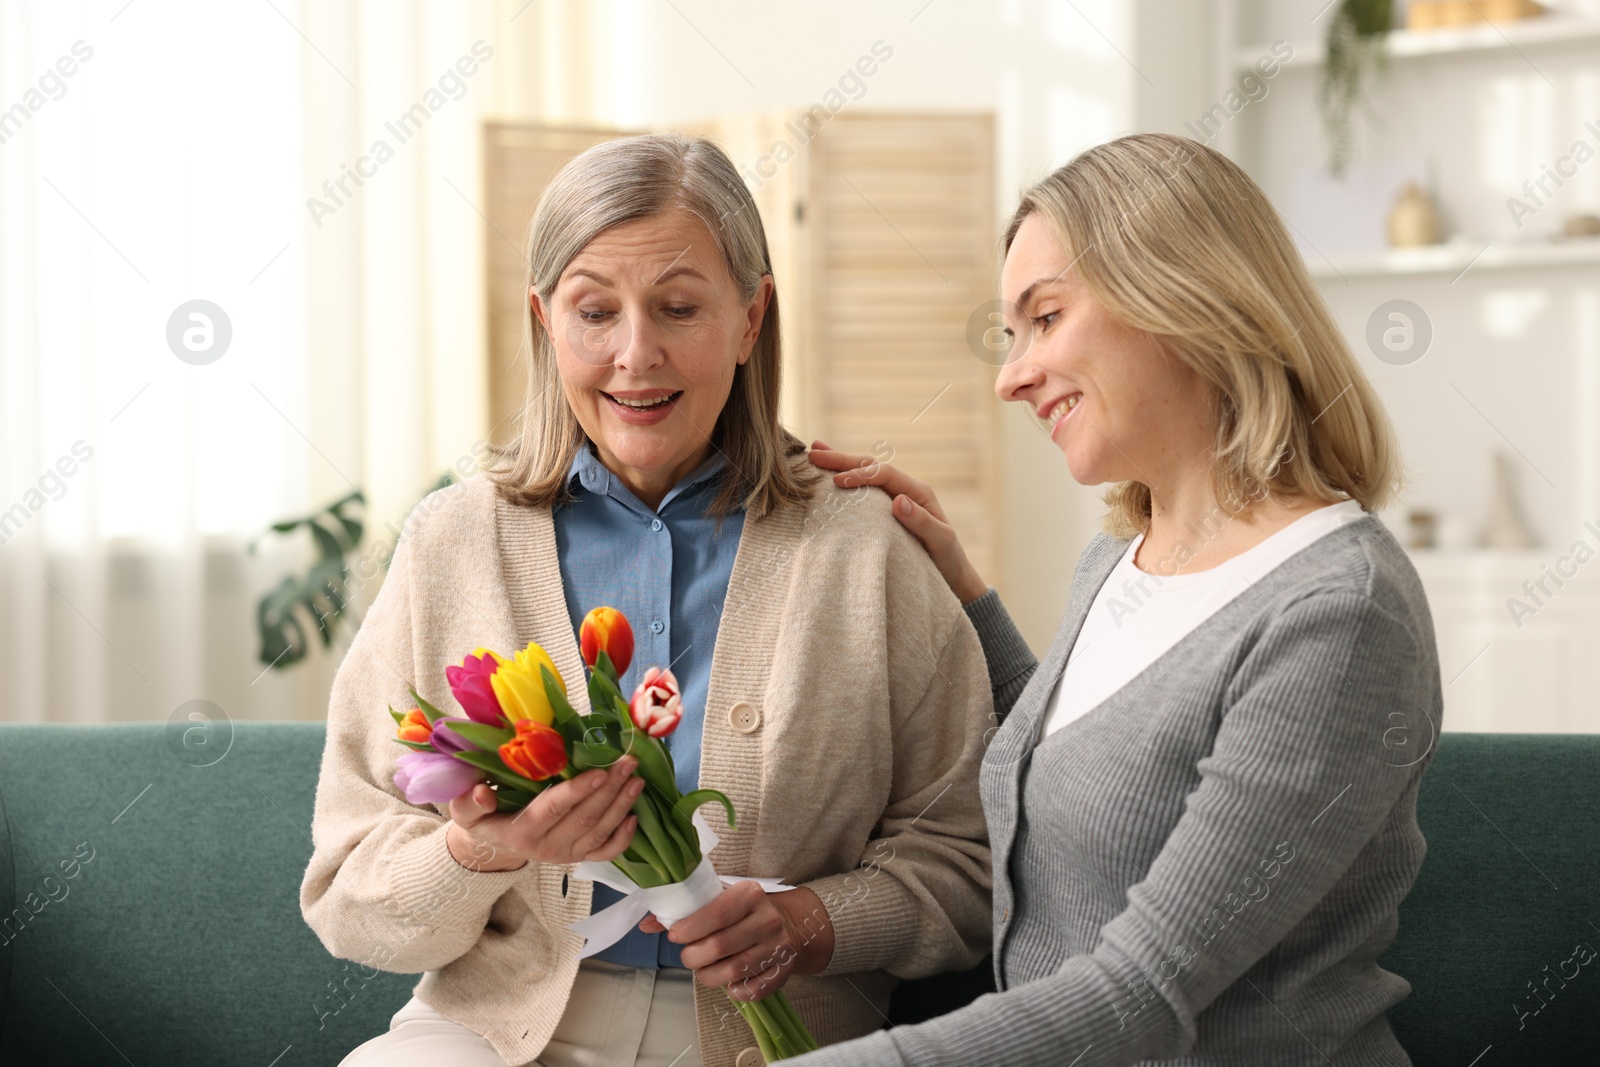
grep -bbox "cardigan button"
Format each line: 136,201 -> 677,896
728,701 -> 761,734
736,1048 -> 765,1067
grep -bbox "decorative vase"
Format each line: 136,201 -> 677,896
1388,182 -> 1440,247
1481,452 -> 1539,549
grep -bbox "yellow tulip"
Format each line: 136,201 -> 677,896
515,642 -> 566,696
487,641 -> 565,724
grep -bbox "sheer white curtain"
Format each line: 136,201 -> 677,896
0,0 -> 524,724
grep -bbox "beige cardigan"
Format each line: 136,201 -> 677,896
299,471 -> 994,1066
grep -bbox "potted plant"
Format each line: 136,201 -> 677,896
1320,0 -> 1393,175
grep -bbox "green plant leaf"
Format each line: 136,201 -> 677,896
676,789 -> 736,831
327,490 -> 365,546
307,519 -> 346,563
493,784 -> 537,812
588,665 -> 627,714
257,577 -> 309,667
443,720 -> 515,750
617,723 -> 677,801
392,737 -> 433,751
631,793 -> 686,883
540,665 -> 581,730
572,739 -> 626,772
594,648 -> 621,686
609,854 -> 665,889
408,687 -> 449,726
451,749 -> 547,793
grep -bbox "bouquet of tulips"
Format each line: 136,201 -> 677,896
387,606 -> 819,1060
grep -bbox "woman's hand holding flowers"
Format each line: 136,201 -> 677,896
639,881 -> 834,999
444,757 -> 644,872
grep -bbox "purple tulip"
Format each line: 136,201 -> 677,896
445,652 -> 505,725
393,750 -> 481,805
430,716 -> 481,755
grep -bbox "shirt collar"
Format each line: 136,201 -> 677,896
565,441 -> 734,514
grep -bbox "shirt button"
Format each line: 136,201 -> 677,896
650,619 -> 664,634
651,518 -> 663,531
728,701 -> 761,734
736,1049 -> 764,1067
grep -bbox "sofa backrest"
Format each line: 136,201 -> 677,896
1,724 -> 1596,1065
1379,732 -> 1600,1063
0,721 -> 414,1066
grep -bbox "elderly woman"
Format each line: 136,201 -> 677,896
800,133 -> 1443,1066
300,134 -> 994,1067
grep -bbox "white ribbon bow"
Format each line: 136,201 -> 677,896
569,810 -> 793,958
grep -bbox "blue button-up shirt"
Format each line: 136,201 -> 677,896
551,441 -> 744,969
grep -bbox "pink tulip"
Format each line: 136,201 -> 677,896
629,666 -> 683,738
393,750 -> 481,805
445,652 -> 505,725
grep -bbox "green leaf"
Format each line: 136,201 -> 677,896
409,687 -> 447,726
328,490 -> 365,547
540,665 -> 581,730
609,854 -> 666,889
594,648 -> 621,687
392,737 -> 433,751
572,739 -> 625,772
256,577 -> 308,668
630,794 -> 685,883
676,789 -> 736,830
307,519 -> 346,563
588,667 -> 627,715
388,705 -> 406,726
493,784 -> 538,812
443,720 -> 515,750
659,797 -> 700,869
451,749 -> 547,793
617,723 -> 678,801
620,830 -> 671,887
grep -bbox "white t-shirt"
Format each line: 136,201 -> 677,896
1040,499 -> 1368,739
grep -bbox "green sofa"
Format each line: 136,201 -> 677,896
0,723 -> 1595,1065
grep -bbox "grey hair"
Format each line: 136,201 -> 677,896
486,133 -> 818,519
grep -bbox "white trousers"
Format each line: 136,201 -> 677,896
338,959 -> 702,1067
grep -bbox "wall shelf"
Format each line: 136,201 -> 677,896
1236,15 -> 1600,70
1304,238 -> 1600,279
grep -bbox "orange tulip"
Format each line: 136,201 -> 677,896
499,719 -> 568,781
580,606 -> 635,677
396,708 -> 432,744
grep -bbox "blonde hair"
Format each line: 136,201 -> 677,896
487,133 -> 818,520
1004,133 -> 1401,538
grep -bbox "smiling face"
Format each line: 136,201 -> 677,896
995,212 -> 1215,490
531,207 -> 772,510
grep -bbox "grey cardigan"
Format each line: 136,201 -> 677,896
791,514 -> 1442,1066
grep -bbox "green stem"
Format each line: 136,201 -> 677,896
736,1000 -> 781,1062
765,991 -> 812,1056
762,996 -> 800,1059
621,825 -> 671,886
632,793 -> 686,883
657,791 -> 700,872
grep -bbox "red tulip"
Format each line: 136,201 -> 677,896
446,650 -> 506,725
629,666 -> 683,738
396,708 -> 432,744
580,606 -> 634,677
499,719 -> 568,781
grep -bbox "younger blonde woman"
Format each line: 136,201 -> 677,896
800,133 -> 1442,1066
